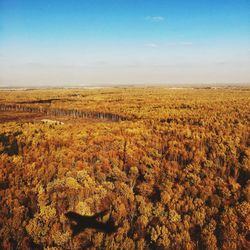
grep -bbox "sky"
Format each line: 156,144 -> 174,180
0,0 -> 250,86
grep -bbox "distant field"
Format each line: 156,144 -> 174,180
0,87 -> 249,249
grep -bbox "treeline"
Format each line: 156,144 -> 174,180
0,104 -> 128,122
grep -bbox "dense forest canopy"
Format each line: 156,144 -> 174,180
0,87 -> 249,249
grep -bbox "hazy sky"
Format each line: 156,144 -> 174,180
0,0 -> 250,86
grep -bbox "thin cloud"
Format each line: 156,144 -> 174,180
179,42 -> 193,46
145,43 -> 158,48
165,42 -> 177,46
145,16 -> 165,22
165,42 -> 193,46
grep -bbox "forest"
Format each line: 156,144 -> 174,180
0,87 -> 249,250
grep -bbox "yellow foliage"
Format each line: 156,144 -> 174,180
65,177 -> 82,189
75,201 -> 93,216
0,87 -> 249,249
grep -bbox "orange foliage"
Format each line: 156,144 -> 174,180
0,87 -> 249,249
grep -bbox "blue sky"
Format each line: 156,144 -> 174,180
0,0 -> 250,86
